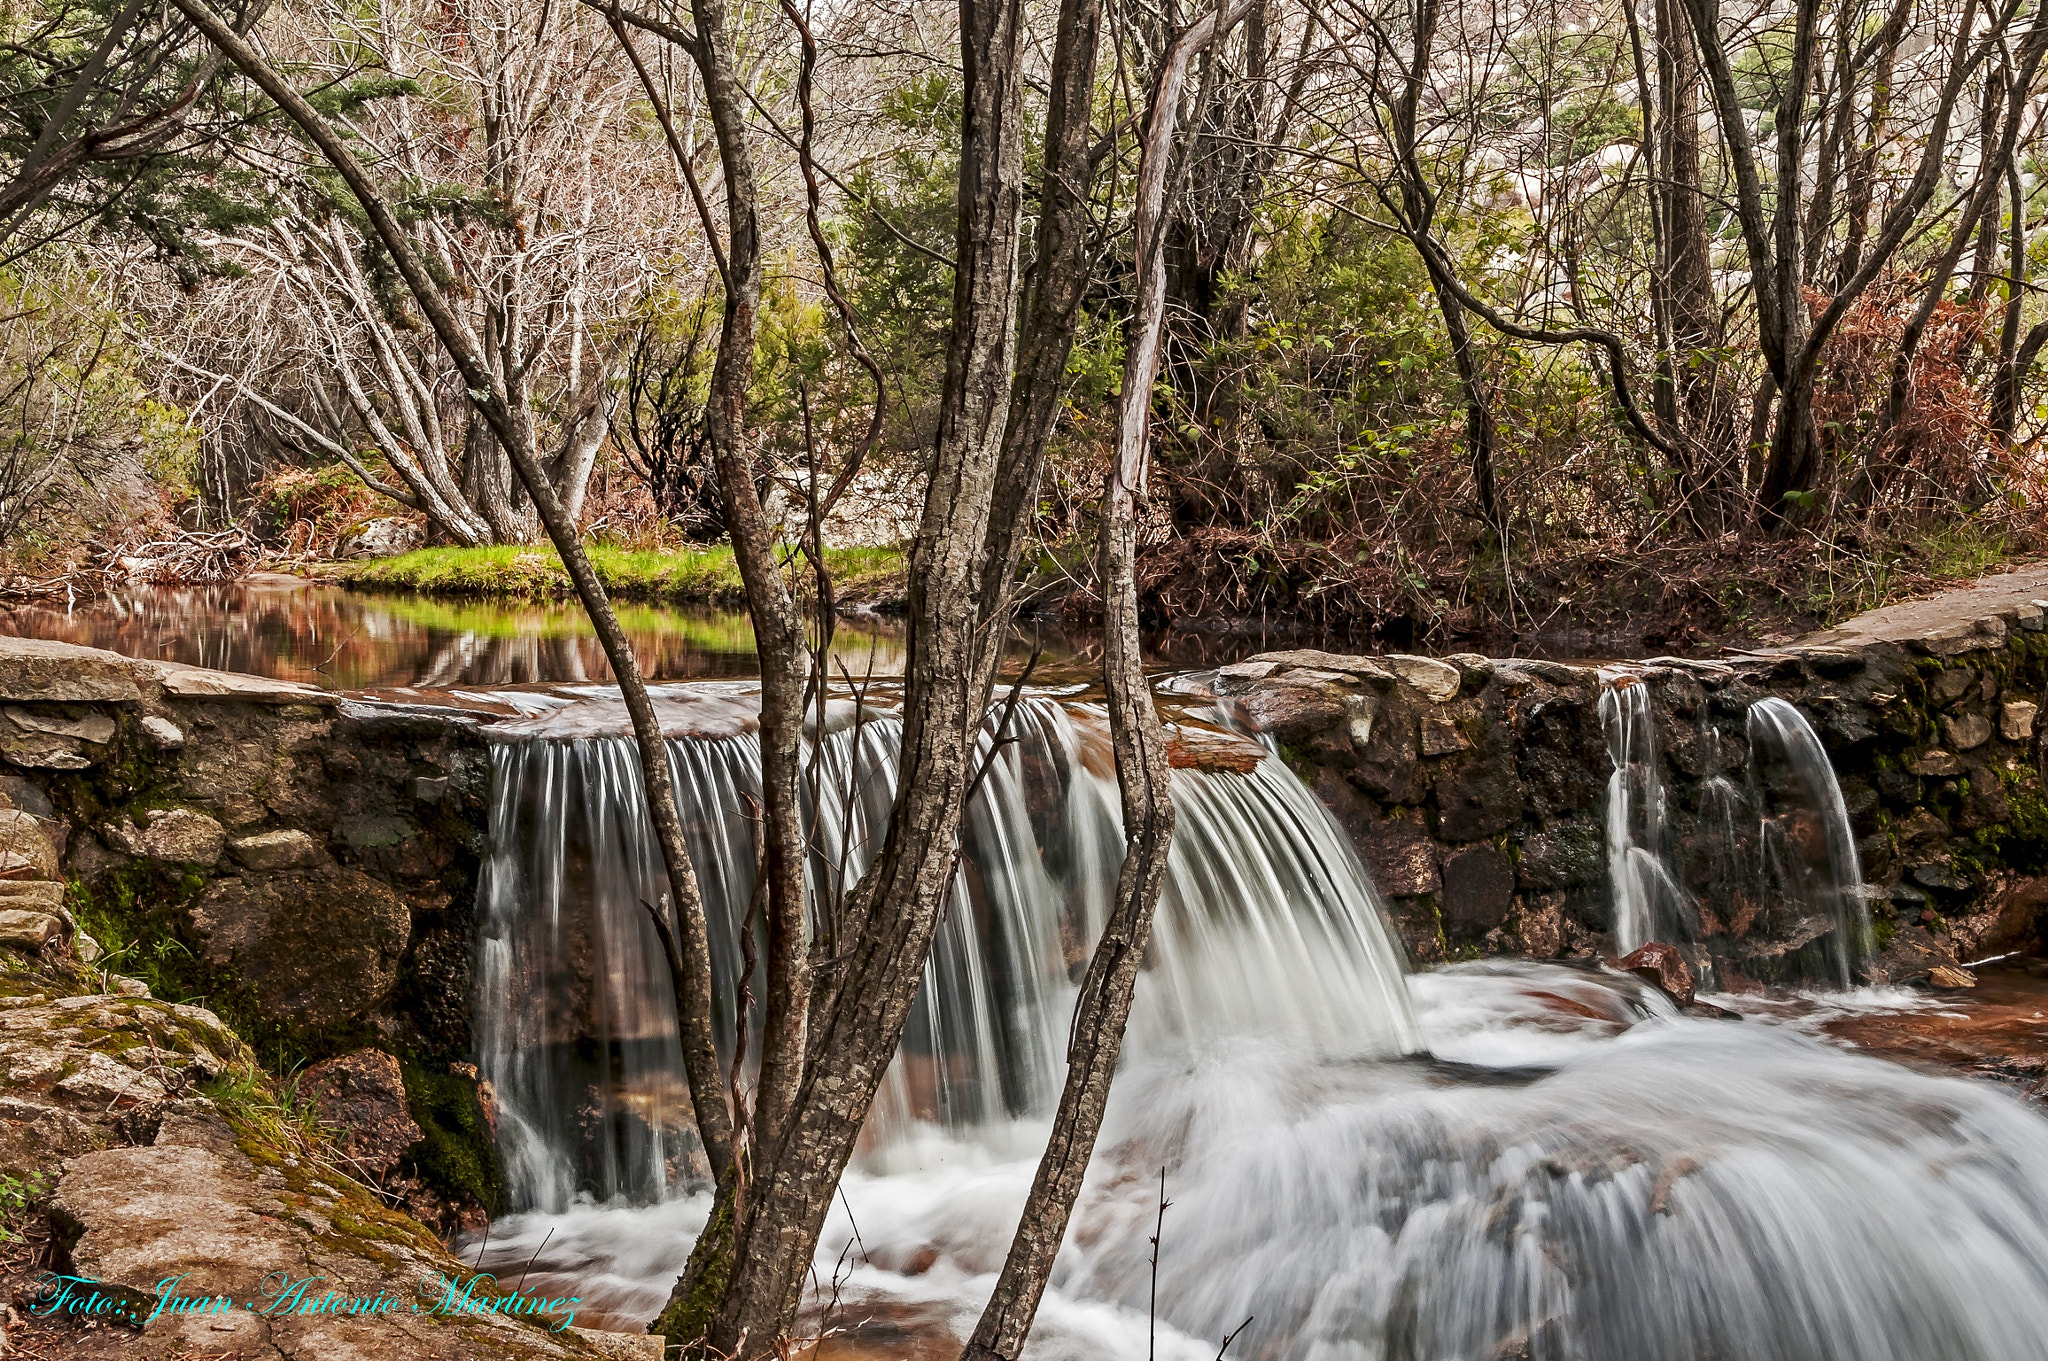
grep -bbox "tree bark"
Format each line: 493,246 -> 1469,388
690,0 -> 1036,1349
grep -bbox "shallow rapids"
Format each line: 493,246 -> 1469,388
472,964 -> 2048,1360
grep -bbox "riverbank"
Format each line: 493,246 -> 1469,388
330,544 -> 912,613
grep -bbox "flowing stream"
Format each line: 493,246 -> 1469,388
469,681 -> 2048,1360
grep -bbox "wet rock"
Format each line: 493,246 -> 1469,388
188,868 -> 410,1028
0,808 -> 60,879
1359,816 -> 1439,896
1436,744 -> 1524,841
1164,725 -> 1266,774
1941,712 -> 1993,751
1500,890 -> 1565,957
299,1049 -> 423,1177
1518,819 -> 1603,889
1895,808 -> 1952,851
2001,700 -> 2038,742
1614,941 -> 1695,1006
1440,845 -> 1514,935
1236,682 -> 1348,743
1907,748 -> 1965,776
228,828 -> 325,871
1928,965 -> 1978,989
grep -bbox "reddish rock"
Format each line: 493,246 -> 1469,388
1359,816 -> 1439,897
1615,941 -> 1695,1006
298,1048 -> 422,1177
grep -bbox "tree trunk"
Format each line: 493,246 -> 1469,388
957,8 -> 1239,1351
690,0 -> 1035,1349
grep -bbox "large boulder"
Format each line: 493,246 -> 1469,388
188,868 -> 411,1028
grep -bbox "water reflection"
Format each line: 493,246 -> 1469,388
0,574 -> 1417,690
0,576 -> 912,690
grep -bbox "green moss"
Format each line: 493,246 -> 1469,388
400,1061 -> 503,1215
652,1178 -> 738,1353
335,543 -> 908,609
67,871 -> 311,1072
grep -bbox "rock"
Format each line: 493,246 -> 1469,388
0,704 -> 112,768
1518,820 -> 1604,889
1419,713 -> 1471,756
571,1329 -> 666,1360
1941,712 -> 1993,751
0,774 -> 53,817
1383,655 -> 1462,703
1502,890 -> 1565,957
140,714 -> 185,748
188,867 -> 411,1028
0,808 -> 60,878
48,1123 -> 583,1359
1440,845 -> 1514,935
134,658 -> 338,705
74,930 -> 102,963
1912,617 -> 2006,656
112,808 -> 226,867
1165,725 -> 1267,774
1359,817 -> 1440,897
1614,941 -> 1695,1006
1249,649 -> 1396,681
0,877 -> 75,921
1436,746 -> 1524,841
0,909 -> 60,949
338,814 -> 417,850
1928,964 -> 1978,989
228,828 -> 325,871
337,515 -> 426,559
298,1049 -> 423,1177
1906,749 -> 1965,777
1236,682 -> 1348,743
0,636 -> 143,704
1930,668 -> 1977,705
2001,700 -> 2039,742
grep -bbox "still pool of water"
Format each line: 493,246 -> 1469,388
0,575 -> 915,689
0,575 -> 1342,690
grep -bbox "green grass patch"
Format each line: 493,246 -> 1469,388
335,543 -> 908,608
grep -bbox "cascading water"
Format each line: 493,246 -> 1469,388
1600,676 -> 1867,983
474,686 -> 1419,1212
1598,675 -> 1693,951
469,679 -> 2048,1361
1747,695 -> 1871,985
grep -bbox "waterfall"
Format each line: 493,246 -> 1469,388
1599,677 -> 1867,983
1747,696 -> 1871,986
1599,675 -> 1693,951
474,687 -> 1419,1213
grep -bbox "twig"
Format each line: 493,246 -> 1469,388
1148,1166 -> 1171,1361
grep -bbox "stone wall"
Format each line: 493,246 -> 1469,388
1192,597 -> 2048,983
0,637 -> 500,1220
